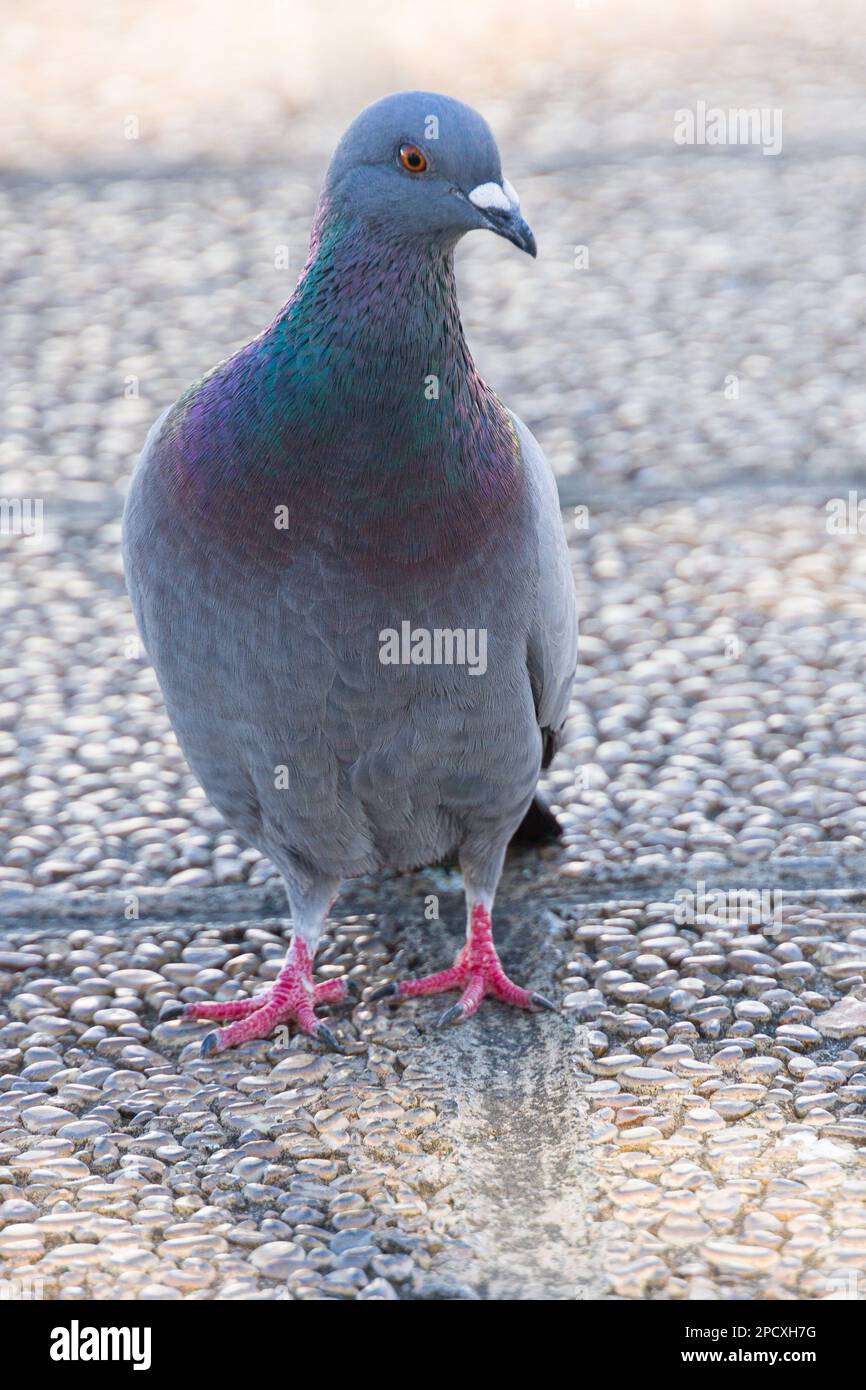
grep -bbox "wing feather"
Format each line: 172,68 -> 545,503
510,411 -> 578,763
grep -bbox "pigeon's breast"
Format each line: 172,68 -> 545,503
124,393 -> 542,876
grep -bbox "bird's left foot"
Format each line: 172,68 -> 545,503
371,903 -> 556,1025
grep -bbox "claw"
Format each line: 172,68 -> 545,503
438,1003 -> 464,1028
315,1022 -> 343,1052
160,1002 -> 186,1021
531,993 -> 558,1013
200,1030 -> 221,1058
369,981 -> 398,1002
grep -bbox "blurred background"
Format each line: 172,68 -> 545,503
3,0 -> 866,898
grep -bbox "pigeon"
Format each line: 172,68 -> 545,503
122,91 -> 578,1054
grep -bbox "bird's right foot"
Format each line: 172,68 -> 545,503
181,939 -> 352,1055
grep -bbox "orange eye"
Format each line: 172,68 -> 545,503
399,144 -> 428,173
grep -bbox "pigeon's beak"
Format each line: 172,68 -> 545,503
486,205 -> 537,258
467,179 -> 537,258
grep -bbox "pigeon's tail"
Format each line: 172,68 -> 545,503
509,794 -> 563,847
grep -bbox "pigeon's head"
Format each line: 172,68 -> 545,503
321,91 -> 536,258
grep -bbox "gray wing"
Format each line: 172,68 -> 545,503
510,410 -> 578,766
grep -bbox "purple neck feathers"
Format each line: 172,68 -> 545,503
165,201 -> 523,569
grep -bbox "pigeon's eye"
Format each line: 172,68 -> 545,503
399,144 -> 428,173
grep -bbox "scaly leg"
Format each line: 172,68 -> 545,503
372,899 -> 556,1026
183,872 -> 350,1055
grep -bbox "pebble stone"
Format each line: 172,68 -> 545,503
565,897 -> 866,1299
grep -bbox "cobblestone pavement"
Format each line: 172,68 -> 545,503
3,1 -> 866,1299
2,882 -> 866,1300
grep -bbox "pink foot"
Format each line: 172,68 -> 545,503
180,940 -> 353,1055
371,904 -> 556,1025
